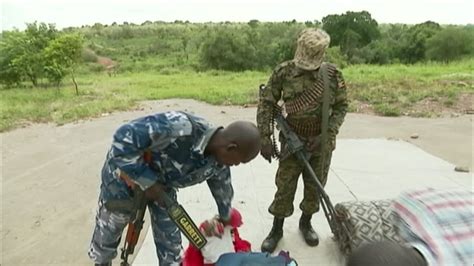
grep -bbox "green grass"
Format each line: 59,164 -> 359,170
0,85 -> 136,130
0,70 -> 267,131
344,59 -> 474,116
373,103 -> 401,117
1,59 -> 473,132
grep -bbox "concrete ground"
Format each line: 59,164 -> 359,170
133,139 -> 471,266
1,99 -> 472,266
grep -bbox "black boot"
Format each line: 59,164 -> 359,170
299,213 -> 319,246
261,217 -> 284,253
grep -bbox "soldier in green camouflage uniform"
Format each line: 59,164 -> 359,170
257,28 -> 348,252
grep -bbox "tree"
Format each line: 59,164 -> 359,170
378,24 -> 409,63
271,25 -> 305,65
14,22 -> 58,86
426,27 -> 474,62
355,38 -> 400,65
0,22 -> 58,87
340,29 -> 363,60
248,20 -> 260,28
322,11 -> 380,59
200,29 -> 257,71
178,26 -> 192,63
399,21 -> 441,63
0,31 -> 27,86
43,33 -> 84,93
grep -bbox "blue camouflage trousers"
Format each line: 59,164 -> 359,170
88,189 -> 182,266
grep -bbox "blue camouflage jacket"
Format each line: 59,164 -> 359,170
100,111 -> 233,219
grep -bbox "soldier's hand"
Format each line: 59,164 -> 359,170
200,217 -> 225,238
144,183 -> 167,207
260,143 -> 273,163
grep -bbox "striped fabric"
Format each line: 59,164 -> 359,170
392,188 -> 474,266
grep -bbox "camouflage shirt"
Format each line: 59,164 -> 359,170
257,60 -> 348,147
100,111 -> 233,219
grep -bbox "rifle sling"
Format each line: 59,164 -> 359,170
320,63 -> 331,174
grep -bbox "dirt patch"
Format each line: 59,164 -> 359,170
404,92 -> 474,117
456,92 -> 474,114
352,92 -> 473,118
97,56 -> 117,68
349,99 -> 376,115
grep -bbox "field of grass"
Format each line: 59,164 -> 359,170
345,59 -> 474,116
0,70 -> 266,131
1,59 -> 473,132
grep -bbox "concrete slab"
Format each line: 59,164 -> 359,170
133,139 -> 472,266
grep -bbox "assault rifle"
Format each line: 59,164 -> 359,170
272,111 -> 351,241
105,187 -> 207,266
105,150 -> 206,266
259,62 -> 351,243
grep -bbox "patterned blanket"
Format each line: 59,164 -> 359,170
334,199 -> 401,255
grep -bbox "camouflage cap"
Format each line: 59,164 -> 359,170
293,28 -> 330,70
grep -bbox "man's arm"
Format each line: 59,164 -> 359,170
328,69 -> 348,144
206,167 -> 233,221
108,115 -> 175,191
256,65 -> 284,147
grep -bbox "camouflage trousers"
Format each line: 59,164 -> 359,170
269,148 -> 333,218
88,189 -> 182,266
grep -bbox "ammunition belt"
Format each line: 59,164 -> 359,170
286,117 -> 321,137
285,66 -> 335,115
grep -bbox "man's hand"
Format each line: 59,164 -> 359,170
260,143 -> 274,163
144,183 -> 167,207
200,217 -> 225,238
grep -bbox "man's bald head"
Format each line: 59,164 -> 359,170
207,120 -> 261,167
347,241 -> 426,266
222,121 -> 261,162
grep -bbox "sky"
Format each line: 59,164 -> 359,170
2,0 -> 473,31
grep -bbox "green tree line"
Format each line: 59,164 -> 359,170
1,11 -> 473,87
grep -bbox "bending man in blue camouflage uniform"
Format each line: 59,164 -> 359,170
88,111 -> 261,266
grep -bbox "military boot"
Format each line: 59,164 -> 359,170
261,217 -> 284,253
299,213 -> 319,246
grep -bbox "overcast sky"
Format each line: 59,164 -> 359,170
2,0 -> 473,31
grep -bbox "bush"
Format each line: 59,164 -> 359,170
81,48 -> 98,62
357,40 -> 391,64
0,31 -> 25,86
200,29 -> 258,71
398,21 -> 441,63
426,27 -> 474,62
0,22 -> 59,87
324,46 -> 348,68
85,62 -> 104,72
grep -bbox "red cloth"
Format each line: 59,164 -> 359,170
183,245 -> 205,266
182,209 -> 251,266
232,229 -> 251,252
